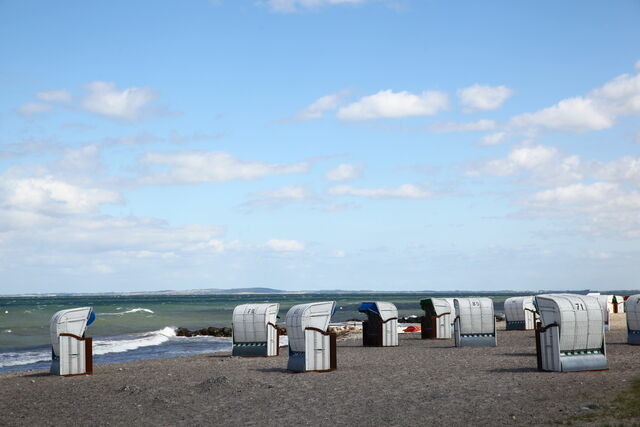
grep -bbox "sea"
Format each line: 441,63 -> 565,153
0,292 -> 510,373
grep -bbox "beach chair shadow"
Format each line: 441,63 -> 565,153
488,367 -> 538,373
22,372 -> 51,377
502,352 -> 535,357
255,367 -> 298,375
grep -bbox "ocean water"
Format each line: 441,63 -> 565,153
0,293 -> 509,373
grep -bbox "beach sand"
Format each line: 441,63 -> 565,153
2,325 -> 638,426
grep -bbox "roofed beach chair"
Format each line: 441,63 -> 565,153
286,301 -> 336,372
50,307 -> 95,376
453,298 -> 496,347
504,296 -> 537,331
232,303 -> 280,357
358,301 -> 399,347
420,298 -> 453,339
534,294 -> 607,372
625,294 -> 640,345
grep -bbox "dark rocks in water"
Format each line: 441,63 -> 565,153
176,326 -> 232,337
399,315 -> 423,324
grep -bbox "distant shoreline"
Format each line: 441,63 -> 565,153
3,288 -> 639,297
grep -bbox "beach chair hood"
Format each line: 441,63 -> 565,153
358,301 -> 398,322
454,298 -> 495,335
49,307 -> 94,357
232,303 -> 279,344
420,298 -> 453,317
504,296 -> 535,322
536,294 -> 603,352
625,294 -> 640,344
285,301 -> 335,353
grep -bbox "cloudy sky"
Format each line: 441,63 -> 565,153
1,0 -> 639,294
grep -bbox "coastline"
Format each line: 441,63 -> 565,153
2,326 -> 638,426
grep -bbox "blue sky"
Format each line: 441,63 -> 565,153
1,0 -> 639,293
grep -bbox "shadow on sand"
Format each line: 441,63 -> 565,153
489,367 -> 538,373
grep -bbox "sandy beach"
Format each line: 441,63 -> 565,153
2,323 -> 638,426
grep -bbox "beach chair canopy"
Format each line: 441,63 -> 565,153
504,296 -> 535,322
232,303 -> 279,343
420,298 -> 453,317
535,294 -> 603,352
626,294 -> 640,331
286,301 -> 336,353
49,307 -> 94,356
358,301 -> 398,322
454,298 -> 494,335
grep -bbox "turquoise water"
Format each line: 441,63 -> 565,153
0,292 -> 511,372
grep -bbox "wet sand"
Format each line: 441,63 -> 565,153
1,324 -> 638,426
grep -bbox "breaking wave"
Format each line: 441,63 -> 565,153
99,308 -> 155,316
0,327 -> 177,369
93,327 -> 175,355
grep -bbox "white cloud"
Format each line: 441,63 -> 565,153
325,163 -> 362,181
469,144 -> 583,186
509,63 -> 640,133
510,97 -> 613,132
17,102 -> 52,116
36,89 -> 72,102
0,176 -> 121,216
525,182 -> 640,238
337,90 -> 449,120
139,151 -> 309,184
528,182 -> 619,206
56,144 -> 103,172
242,185 -> 316,210
267,0 -> 371,13
430,119 -> 497,133
479,132 -> 506,146
475,145 -> 560,176
265,238 -> 305,251
296,91 -> 348,120
82,81 -> 156,120
457,84 -> 514,112
328,183 -> 433,199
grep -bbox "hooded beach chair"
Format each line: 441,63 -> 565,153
534,294 -> 607,372
625,294 -> 640,345
285,301 -> 336,372
50,307 -> 95,376
420,298 -> 454,339
504,296 -> 537,330
232,303 -> 280,357
453,298 -> 496,347
358,301 -> 399,347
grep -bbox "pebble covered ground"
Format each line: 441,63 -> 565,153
1,322 -> 638,426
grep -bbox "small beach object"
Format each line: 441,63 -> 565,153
49,307 -> 95,376
504,296 -> 537,331
625,294 -> 640,345
453,298 -> 497,347
358,302 -> 399,347
285,301 -> 336,372
420,298 -> 454,339
402,325 -> 420,333
534,294 -> 608,372
231,303 -> 280,357
587,293 -> 626,331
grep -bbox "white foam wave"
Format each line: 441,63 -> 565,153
93,327 -> 175,355
99,308 -> 155,316
0,350 -> 50,368
0,327 -> 177,368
